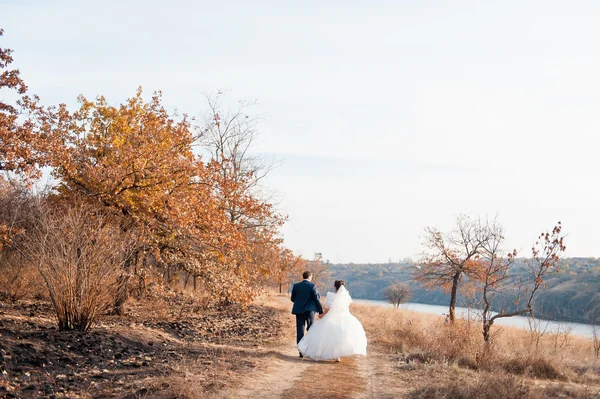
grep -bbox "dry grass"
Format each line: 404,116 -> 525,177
408,372 -> 531,399
351,302 -> 600,397
407,371 -> 599,399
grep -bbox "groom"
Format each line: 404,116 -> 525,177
291,271 -> 324,357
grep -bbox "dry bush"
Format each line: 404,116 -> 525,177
430,318 -> 482,367
0,252 -> 43,301
20,203 -> 134,331
383,282 -> 412,308
0,180 -> 40,301
502,356 -> 563,380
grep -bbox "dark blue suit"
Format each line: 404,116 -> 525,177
291,280 -> 324,347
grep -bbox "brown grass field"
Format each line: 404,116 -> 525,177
350,302 -> 600,398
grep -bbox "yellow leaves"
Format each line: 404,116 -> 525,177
1,51 -> 289,305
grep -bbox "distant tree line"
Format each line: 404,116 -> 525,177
332,256 -> 600,325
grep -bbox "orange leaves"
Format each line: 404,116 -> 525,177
0,30 -> 46,180
38,89 -> 289,304
1,26 -> 291,305
526,222 -> 566,286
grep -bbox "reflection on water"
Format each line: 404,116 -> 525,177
354,299 -> 597,339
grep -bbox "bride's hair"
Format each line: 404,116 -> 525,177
334,280 -> 345,290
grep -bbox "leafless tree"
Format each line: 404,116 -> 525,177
587,307 -> 600,358
414,215 -> 493,324
306,254 -> 331,290
199,93 -> 280,227
383,282 -> 412,308
477,221 -> 566,342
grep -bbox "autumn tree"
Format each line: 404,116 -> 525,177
199,93 -> 286,301
414,215 -> 491,324
0,29 -> 44,250
477,222 -> 566,342
31,89 -> 288,308
1,30 -> 290,313
0,29 -> 49,182
0,29 -> 50,301
35,90 -> 248,311
383,282 -> 412,308
0,28 -> 32,177
273,247 -> 305,293
306,253 -> 331,289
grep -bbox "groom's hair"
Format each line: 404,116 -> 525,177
334,280 -> 345,290
302,271 -> 312,279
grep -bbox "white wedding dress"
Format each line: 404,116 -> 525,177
297,285 -> 367,360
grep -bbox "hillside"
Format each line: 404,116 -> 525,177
325,257 -> 600,324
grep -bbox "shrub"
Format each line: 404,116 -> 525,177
502,356 -> 564,380
0,253 -> 42,301
383,282 -> 412,308
21,202 -> 134,331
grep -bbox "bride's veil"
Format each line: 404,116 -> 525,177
329,285 -> 352,311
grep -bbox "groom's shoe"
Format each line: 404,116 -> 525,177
299,353 -> 304,358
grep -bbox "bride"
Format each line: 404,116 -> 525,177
297,280 -> 367,361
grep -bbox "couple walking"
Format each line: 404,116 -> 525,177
291,271 -> 367,361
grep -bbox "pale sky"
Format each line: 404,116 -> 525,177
2,1 -> 599,263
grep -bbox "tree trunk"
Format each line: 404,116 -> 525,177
279,281 -> 283,294
448,271 -> 461,324
134,253 -> 146,298
110,252 -> 135,315
111,274 -> 129,316
166,265 -> 173,284
483,321 -> 491,342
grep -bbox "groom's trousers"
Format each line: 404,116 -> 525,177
296,311 -> 315,344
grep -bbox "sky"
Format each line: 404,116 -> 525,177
1,0 -> 599,263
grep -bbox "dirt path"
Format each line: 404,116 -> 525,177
222,299 -> 412,399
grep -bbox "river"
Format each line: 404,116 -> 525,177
353,299 -> 597,339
